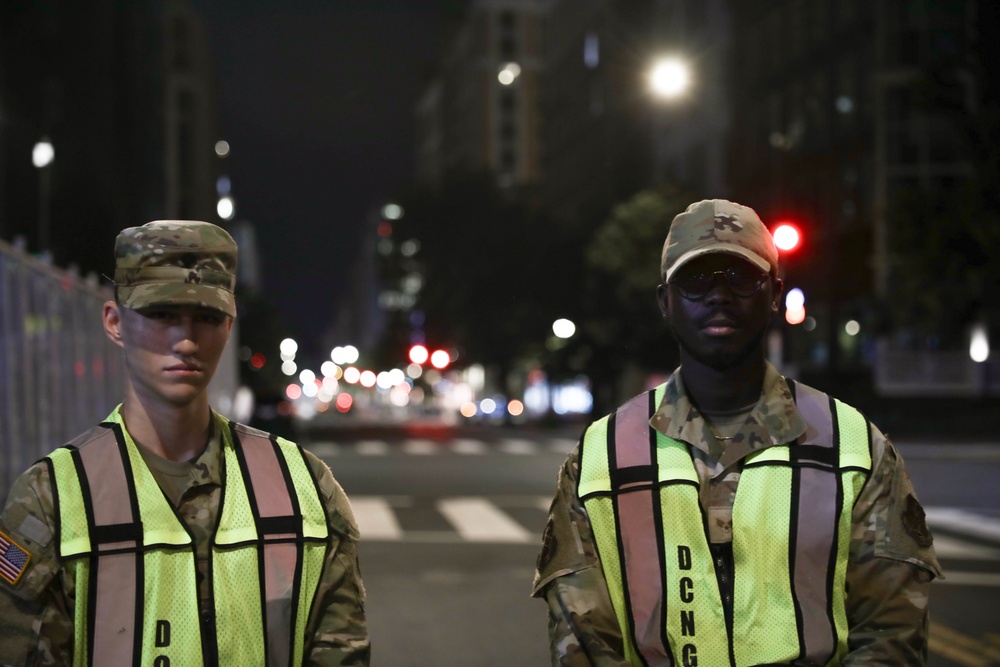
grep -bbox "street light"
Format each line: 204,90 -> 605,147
648,57 -> 691,100
33,137 -> 55,251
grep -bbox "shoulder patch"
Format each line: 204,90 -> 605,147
0,529 -> 31,585
902,494 -> 933,548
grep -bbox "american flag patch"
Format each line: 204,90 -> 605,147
0,529 -> 31,585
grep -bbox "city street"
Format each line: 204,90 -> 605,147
303,421 -> 1000,667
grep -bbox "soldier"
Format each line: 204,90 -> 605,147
0,221 -> 369,666
533,199 -> 942,666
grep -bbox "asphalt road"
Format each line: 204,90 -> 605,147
302,422 -> 1000,667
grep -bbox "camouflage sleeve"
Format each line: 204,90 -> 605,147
532,446 -> 631,667
0,463 -> 74,667
844,427 -> 942,666
301,452 -> 371,667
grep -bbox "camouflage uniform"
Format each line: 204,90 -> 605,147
533,364 -> 942,666
0,411 -> 370,666
0,220 -> 369,665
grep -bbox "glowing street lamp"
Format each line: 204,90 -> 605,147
648,57 -> 690,99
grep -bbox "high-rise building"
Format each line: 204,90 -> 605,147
415,0 -> 544,192
0,0 -> 220,278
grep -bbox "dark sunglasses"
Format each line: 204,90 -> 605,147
670,265 -> 770,300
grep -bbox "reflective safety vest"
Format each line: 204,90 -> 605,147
46,408 -> 329,667
579,381 -> 872,667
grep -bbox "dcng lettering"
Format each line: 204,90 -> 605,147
677,545 -> 697,667
153,619 -> 171,666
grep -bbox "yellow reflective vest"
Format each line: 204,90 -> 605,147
579,381 -> 872,667
46,408 -> 329,666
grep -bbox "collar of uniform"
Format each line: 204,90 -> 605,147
648,362 -> 807,468
187,412 -> 225,487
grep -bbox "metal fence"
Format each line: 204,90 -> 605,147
0,238 -> 124,502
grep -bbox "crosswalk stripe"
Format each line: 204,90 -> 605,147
308,442 -> 339,457
931,534 -> 1000,560
351,496 -> 404,540
355,440 -> 389,456
934,572 -> 1000,588
436,497 -> 534,543
499,439 -> 538,455
452,439 -> 488,455
926,507 -> 1000,543
403,439 -> 439,455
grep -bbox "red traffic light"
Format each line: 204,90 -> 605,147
772,223 -> 801,252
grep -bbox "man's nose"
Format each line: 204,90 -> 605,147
171,318 -> 199,354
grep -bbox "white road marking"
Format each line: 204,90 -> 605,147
436,497 -> 534,543
351,496 -> 404,541
403,439 -> 439,455
930,534 -> 1000,560
308,442 -> 340,457
355,440 -> 389,456
499,439 -> 537,455
933,571 -> 1000,587
925,507 -> 1000,543
452,439 -> 488,455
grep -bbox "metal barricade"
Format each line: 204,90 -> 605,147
0,238 -> 124,502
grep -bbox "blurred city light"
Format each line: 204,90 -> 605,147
382,203 -> 404,220
286,384 -> 302,400
497,62 -> 521,85
214,140 -> 230,157
970,324 -> 989,363
336,393 -> 353,413
507,399 -> 524,417
281,360 -> 297,376
552,318 -> 576,339
430,349 -> 450,369
280,338 -> 298,357
217,195 -> 235,220
359,370 -> 377,387
409,344 -> 429,365
480,398 -> 497,415
648,57 -> 690,99
322,376 -> 339,393
388,368 -> 405,386
331,345 -> 359,365
785,288 -> 806,325
299,369 -> 316,385
773,223 -> 801,252
406,363 -> 423,379
376,372 -> 392,390
216,175 -> 231,195
321,361 -> 337,377
250,353 -> 266,369
343,366 -> 361,384
460,402 -> 478,418
845,320 -> 861,336
803,316 -> 817,331
32,139 -> 55,168
400,239 -> 420,257
302,381 -> 319,398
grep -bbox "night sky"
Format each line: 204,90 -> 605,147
190,1 -> 450,351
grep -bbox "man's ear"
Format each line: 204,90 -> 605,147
656,283 -> 670,319
770,277 -> 784,314
103,301 -> 125,347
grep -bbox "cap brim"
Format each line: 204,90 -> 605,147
118,283 -> 236,317
664,245 -> 772,282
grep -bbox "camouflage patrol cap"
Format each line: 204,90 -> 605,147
661,199 -> 778,282
114,220 -> 237,317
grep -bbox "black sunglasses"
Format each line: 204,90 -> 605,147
670,265 -> 770,300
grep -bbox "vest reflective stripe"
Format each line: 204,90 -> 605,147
48,410 -> 329,667
579,382 -> 872,667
